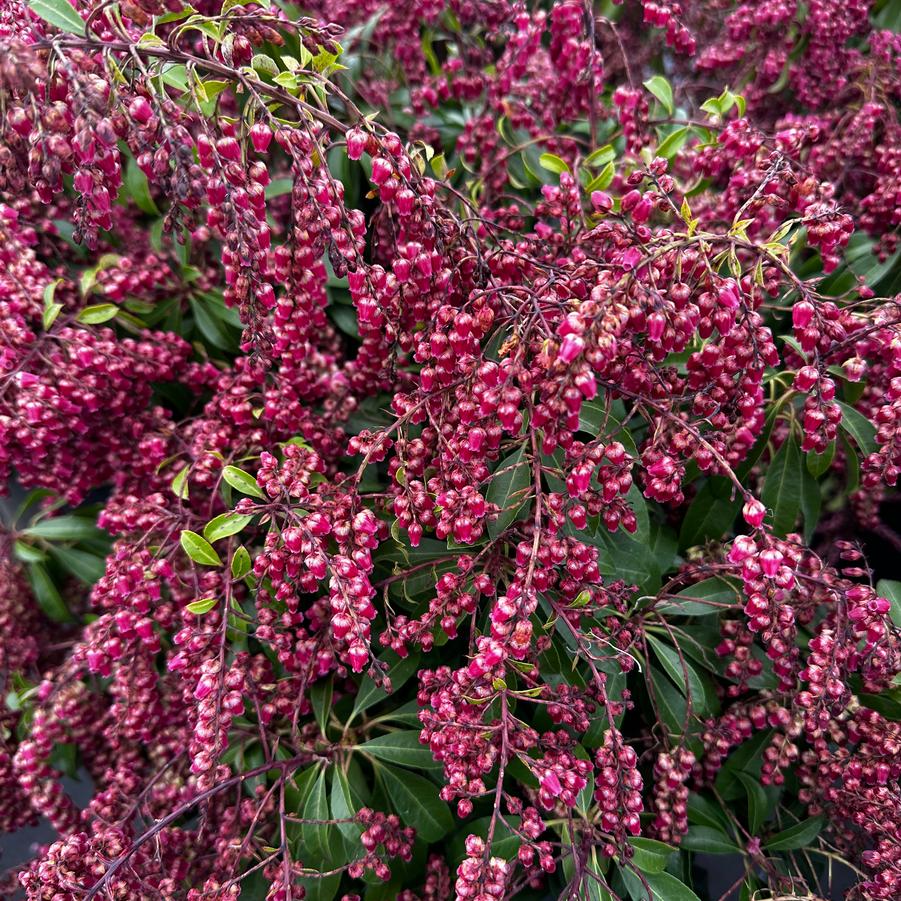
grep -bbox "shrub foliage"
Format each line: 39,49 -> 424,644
1,0 -> 901,899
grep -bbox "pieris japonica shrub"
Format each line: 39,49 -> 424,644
1,0 -> 900,898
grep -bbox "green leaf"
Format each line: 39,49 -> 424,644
180,530 -> 222,566
806,442 -> 835,478
377,763 -> 453,842
349,650 -> 421,720
679,825 -> 740,854
42,279 -> 64,330
302,768 -> 333,861
736,771 -> 768,834
764,815 -> 824,852
124,157 -> 160,215
657,576 -> 741,616
48,546 -> 105,584
14,541 -> 46,564
643,75 -> 674,114
877,579 -> 901,629
687,792 -> 732,833
186,597 -> 218,615
28,563 -> 72,622
330,767 -> 363,848
627,838 -> 675,874
619,867 -> 703,901
231,545 -> 252,580
679,477 -> 740,549
837,402 -> 878,456
584,144 -> 615,168
170,466 -> 190,500
221,465 -> 266,499
761,435 -> 803,536
24,515 -> 100,542
646,634 -> 714,715
310,678 -> 332,735
538,153 -> 570,175
27,0 -> 86,35
656,126 -> 690,159
486,446 -> 531,538
358,731 -> 441,771
77,303 -> 119,325
799,466 -> 821,542
586,160 -> 615,193
203,512 -> 253,543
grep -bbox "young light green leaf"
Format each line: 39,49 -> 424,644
486,446 -> 531,538
42,279 -> 64,330
171,466 -> 190,500
203,512 -> 253,543
643,75 -> 674,114
180,530 -> 222,566
221,465 -> 266,499
584,145 -> 615,168
656,125 -> 690,159
538,152 -> 570,175
77,303 -> 119,325
186,597 -> 218,615
231,545 -> 252,579
27,0 -> 86,35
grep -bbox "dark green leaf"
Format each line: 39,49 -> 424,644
302,768 -> 333,861
619,867 -> 703,901
761,435 -> 803,536
124,157 -> 160,215
679,478 -> 740,549
486,446 -> 531,538
657,577 -> 741,616
358,731 -> 441,771
806,442 -> 835,478
28,563 -> 72,622
627,837 -> 675,874
837,402 -> 877,456
646,634 -> 713,714
330,767 -> 363,848
350,651 -> 421,720
48,546 -> 106,584
877,579 -> 901,629
736,771 -> 768,834
310,678 -> 333,735
377,763 -> 453,842
764,816 -> 824,852
24,515 -> 100,542
679,825 -> 739,854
